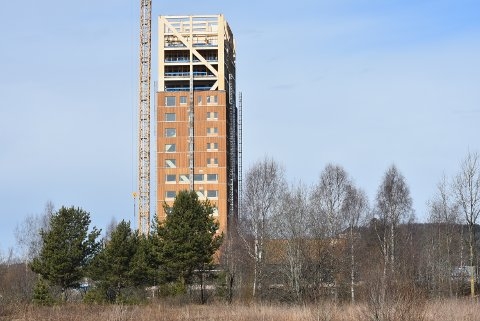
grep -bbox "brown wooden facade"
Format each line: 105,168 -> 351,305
156,91 -> 230,234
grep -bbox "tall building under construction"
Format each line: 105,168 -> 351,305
156,15 -> 238,235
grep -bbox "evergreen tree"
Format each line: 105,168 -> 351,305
32,276 -> 54,306
88,220 -> 138,302
129,234 -> 159,287
156,190 -> 223,286
30,206 -> 101,299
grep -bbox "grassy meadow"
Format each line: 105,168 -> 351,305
1,299 -> 479,321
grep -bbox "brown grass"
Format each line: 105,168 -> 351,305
1,299 -> 478,321
424,299 -> 480,321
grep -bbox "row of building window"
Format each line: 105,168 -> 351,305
165,95 -> 218,107
165,173 -> 218,183
164,142 -> 220,152
164,127 -> 219,137
165,190 -> 218,199
164,158 -> 218,168
164,112 -> 219,122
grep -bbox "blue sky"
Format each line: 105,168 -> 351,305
0,0 -> 479,255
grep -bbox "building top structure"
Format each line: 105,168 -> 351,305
158,14 -> 235,92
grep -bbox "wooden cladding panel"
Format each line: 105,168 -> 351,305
156,91 -> 230,234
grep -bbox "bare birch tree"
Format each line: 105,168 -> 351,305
375,165 -> 413,277
309,164 -> 352,301
15,201 -> 54,262
272,182 -> 310,302
240,157 -> 286,299
310,164 -> 351,238
453,151 -> 480,297
343,184 -> 368,303
427,175 -> 462,297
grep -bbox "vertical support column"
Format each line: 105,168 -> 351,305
188,17 -> 195,192
189,78 -> 194,192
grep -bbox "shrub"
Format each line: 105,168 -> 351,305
32,277 -> 54,306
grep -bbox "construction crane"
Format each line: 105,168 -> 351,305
137,0 -> 152,235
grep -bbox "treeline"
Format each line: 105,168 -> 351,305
2,191 -> 222,305
1,152 -> 479,309
231,152 -> 480,305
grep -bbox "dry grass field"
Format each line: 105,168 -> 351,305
1,299 -> 478,321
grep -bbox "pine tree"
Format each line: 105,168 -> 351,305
32,277 -> 54,306
156,190 -> 223,286
129,234 -> 159,286
30,206 -> 101,300
88,220 -> 138,302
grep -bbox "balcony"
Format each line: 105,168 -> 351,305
165,57 -> 190,63
164,86 -> 212,92
164,71 -> 215,78
165,57 -> 218,64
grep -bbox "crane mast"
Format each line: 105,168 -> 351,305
137,0 -> 152,235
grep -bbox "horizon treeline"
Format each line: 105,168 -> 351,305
1,151 -> 479,307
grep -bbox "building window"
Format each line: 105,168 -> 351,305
165,113 -> 176,122
165,191 -> 176,199
179,174 -> 190,183
180,96 -> 187,104
207,95 -> 218,104
165,128 -> 176,137
212,207 -> 219,217
207,127 -> 218,135
165,144 -> 176,152
207,174 -> 218,182
165,96 -> 176,106
196,190 -> 205,199
207,142 -> 219,151
197,96 -> 203,105
207,112 -> 218,120
207,190 -> 218,198
165,159 -> 176,168
208,158 -> 219,167
166,174 -> 176,183
194,174 -> 204,182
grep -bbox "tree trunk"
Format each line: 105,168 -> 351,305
390,223 -> 395,275
350,226 -> 355,304
469,224 -> 475,297
200,270 -> 205,304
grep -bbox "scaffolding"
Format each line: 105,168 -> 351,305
238,92 -> 243,220
228,73 -> 237,227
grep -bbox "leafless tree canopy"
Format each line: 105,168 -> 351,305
343,185 -> 369,230
310,164 -> 352,238
452,152 -> 480,296
425,175 -> 463,297
242,157 -> 286,238
240,157 -> 286,298
373,165 -> 413,286
428,175 -> 461,225
15,201 -> 54,262
453,152 -> 480,227
376,165 -> 413,226
271,182 -> 310,301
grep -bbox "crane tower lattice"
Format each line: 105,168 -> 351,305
137,0 -> 152,235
